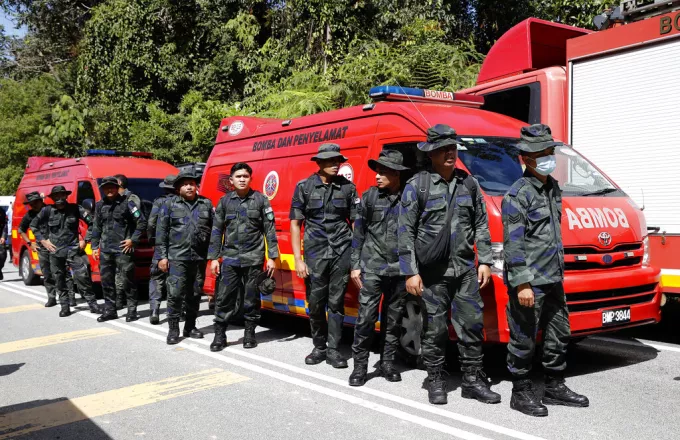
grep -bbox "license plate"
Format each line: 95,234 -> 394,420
602,307 -> 631,327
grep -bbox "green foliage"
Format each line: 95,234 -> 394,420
40,95 -> 94,156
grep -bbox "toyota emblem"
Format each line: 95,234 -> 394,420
598,232 -> 612,247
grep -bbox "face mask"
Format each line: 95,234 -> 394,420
533,155 -> 556,176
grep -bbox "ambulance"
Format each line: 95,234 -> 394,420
461,1 -> 680,299
12,150 -> 178,285
200,85 -> 661,354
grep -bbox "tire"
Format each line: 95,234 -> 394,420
20,250 -> 39,286
399,297 -> 423,366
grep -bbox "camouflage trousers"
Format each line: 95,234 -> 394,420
39,249 -> 76,302
421,268 -> 484,371
305,248 -> 350,351
214,263 -> 263,326
166,260 -> 205,321
101,252 -> 136,313
115,258 -> 137,309
0,246 -> 5,272
50,248 -> 95,306
148,258 -> 167,310
506,282 -> 570,378
352,273 -> 407,364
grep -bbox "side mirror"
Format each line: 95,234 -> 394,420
82,199 -> 95,212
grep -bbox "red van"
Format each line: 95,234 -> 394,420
199,86 -> 661,355
12,151 -> 178,285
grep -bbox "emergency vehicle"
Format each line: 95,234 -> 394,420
461,1 -> 680,299
12,150 -> 178,285
200,85 -> 661,354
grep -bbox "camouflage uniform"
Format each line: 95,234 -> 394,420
148,193 -> 171,311
399,168 -> 492,371
156,194 -> 214,321
209,189 -> 279,326
19,209 -> 55,299
90,190 -> 147,316
351,186 -> 407,364
30,204 -> 97,307
502,169 -> 568,378
115,189 -> 141,309
0,211 -> 7,277
290,172 -> 358,351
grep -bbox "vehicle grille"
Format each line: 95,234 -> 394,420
567,283 -> 657,313
564,242 -> 643,271
565,257 -> 641,271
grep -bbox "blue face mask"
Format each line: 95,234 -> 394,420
534,155 -> 556,176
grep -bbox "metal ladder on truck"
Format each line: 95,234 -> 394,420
594,0 -> 680,29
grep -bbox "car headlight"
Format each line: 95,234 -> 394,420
642,236 -> 650,266
490,243 -> 504,275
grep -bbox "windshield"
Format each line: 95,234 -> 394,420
456,137 -> 621,197
97,178 -> 165,203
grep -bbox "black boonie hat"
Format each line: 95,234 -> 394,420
310,143 -> 348,162
254,272 -> 276,296
516,124 -> 563,153
47,185 -> 72,198
173,169 -> 201,187
99,176 -> 121,188
23,191 -> 43,204
368,149 -> 409,172
417,124 -> 460,152
159,174 -> 177,189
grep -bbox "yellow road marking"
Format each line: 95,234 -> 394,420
0,328 -> 119,355
0,304 -> 43,314
0,368 -> 248,439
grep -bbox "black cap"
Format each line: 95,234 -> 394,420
99,176 -> 121,188
310,143 -> 348,162
254,272 -> 276,296
23,191 -> 43,204
368,149 -> 409,172
417,124 -> 460,152
47,185 -> 72,198
173,169 -> 201,187
159,174 -> 177,190
516,124 -> 563,153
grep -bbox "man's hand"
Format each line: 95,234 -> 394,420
350,269 -> 363,290
517,283 -> 534,307
295,258 -> 309,279
159,259 -> 169,273
266,259 -> 276,277
41,240 -> 57,253
210,260 -> 221,276
0,238 -> 5,245
120,239 -> 134,254
92,248 -> 100,261
478,264 -> 491,289
79,239 -> 86,250
30,242 -> 38,252
406,274 -> 424,296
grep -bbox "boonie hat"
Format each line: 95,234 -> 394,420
47,185 -> 72,198
516,124 -> 563,153
368,150 -> 409,172
173,169 -> 201,187
417,124 -> 460,152
159,174 -> 177,190
310,143 -> 348,162
23,191 -> 43,204
99,176 -> 121,188
254,272 -> 276,296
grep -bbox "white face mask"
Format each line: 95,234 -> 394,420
533,154 -> 556,176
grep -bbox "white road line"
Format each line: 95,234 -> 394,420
589,336 -> 680,353
0,282 -> 545,440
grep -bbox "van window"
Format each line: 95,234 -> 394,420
96,178 -> 164,203
481,83 -> 541,124
456,137 -> 621,197
382,142 -> 428,180
77,181 -> 96,205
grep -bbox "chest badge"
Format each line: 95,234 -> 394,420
263,171 -> 279,200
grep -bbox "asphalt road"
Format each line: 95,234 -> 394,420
1,267 -> 679,440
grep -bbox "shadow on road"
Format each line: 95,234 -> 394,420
0,363 -> 25,377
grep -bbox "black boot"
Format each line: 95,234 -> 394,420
149,307 -> 160,325
305,347 -> 327,365
380,361 -> 402,382
167,318 -> 180,345
210,322 -> 227,352
58,305 -> 71,317
126,308 -> 139,322
349,363 -> 368,387
326,349 -> 348,369
243,322 -> 258,349
461,368 -> 501,404
88,301 -> 100,314
426,367 -> 448,405
510,378 -> 548,417
183,318 -> 204,339
45,297 -> 57,308
97,306 -> 119,322
543,374 -> 589,407
69,294 -> 77,307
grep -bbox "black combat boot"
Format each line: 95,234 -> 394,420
149,307 -> 160,325
510,378 -> 548,417
97,308 -> 118,322
210,322 -> 227,352
543,374 -> 589,407
349,362 -> 368,387
58,304 -> 71,317
88,301 -> 100,314
243,322 -> 258,349
183,318 -> 204,339
380,361 -> 402,382
167,318 -> 180,345
45,298 -> 57,307
126,308 -> 139,322
426,367 -> 448,405
305,347 -> 327,365
69,293 -> 77,307
461,368 -> 501,404
326,349 -> 348,369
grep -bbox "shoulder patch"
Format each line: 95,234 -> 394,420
354,197 -> 361,205
130,204 -> 141,218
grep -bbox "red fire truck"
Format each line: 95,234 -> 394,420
461,1 -> 680,300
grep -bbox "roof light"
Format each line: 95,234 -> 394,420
368,85 -> 484,107
86,150 -> 153,158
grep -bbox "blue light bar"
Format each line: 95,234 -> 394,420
368,85 -> 484,107
86,150 -> 153,158
86,149 -> 117,156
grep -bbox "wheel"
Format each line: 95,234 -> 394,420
20,250 -> 38,285
399,298 -> 423,363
